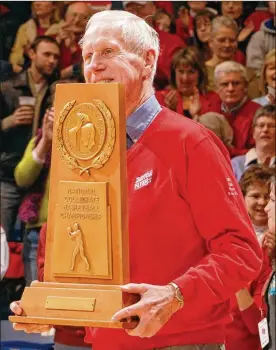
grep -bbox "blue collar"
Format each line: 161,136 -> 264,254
126,95 -> 161,148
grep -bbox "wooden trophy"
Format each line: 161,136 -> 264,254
9,83 -> 139,329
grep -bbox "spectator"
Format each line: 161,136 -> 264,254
264,176 -> 276,350
153,8 -> 175,33
176,2 -> 217,43
37,223 -> 89,350
194,112 -> 233,148
254,49 -> 276,106
244,2 -> 273,33
226,167 -> 274,350
191,10 -> 215,61
0,36 -> 60,241
207,16 -> 261,99
155,47 -> 220,118
246,1 -> 276,74
1,226 -> 9,280
11,9 -> 262,350
14,108 -> 53,286
56,2 -> 91,77
213,61 -> 261,158
232,105 -> 276,182
123,1 -> 185,90
9,1 -> 60,73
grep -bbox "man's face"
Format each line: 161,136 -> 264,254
65,2 -> 91,34
268,1 -> 276,17
31,42 -> 60,77
187,1 -> 207,13
253,116 -> 276,150
245,183 -> 269,227
210,26 -> 238,61
82,24 -> 149,109
32,1 -> 53,18
221,1 -> 243,20
125,2 -> 156,20
266,63 -> 276,89
216,72 -> 247,108
196,16 -> 212,43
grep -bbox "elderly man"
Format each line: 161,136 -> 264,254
11,10 -> 262,350
206,16 -> 260,99
0,35 -> 60,241
213,61 -> 261,158
232,105 -> 276,181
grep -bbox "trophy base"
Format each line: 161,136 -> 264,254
9,281 -> 140,329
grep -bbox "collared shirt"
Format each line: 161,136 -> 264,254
245,147 -> 276,167
126,95 -> 161,149
221,96 -> 248,115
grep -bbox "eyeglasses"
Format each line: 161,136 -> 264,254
219,81 -> 243,88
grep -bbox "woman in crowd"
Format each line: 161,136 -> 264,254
9,1 -> 61,73
156,47 -> 220,119
254,49 -> 276,106
154,8 -> 175,33
14,108 -> 54,286
191,10 -> 215,61
225,166 -> 275,350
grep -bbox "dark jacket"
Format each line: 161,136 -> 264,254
0,70 -> 53,182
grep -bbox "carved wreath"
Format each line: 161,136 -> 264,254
56,100 -> 116,176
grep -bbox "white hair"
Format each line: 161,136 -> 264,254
214,61 -> 248,84
80,10 -> 160,83
211,16 -> 239,37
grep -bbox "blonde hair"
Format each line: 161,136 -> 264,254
211,16 -> 239,37
259,49 -> 276,94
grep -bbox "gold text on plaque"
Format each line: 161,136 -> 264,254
56,100 -> 116,176
67,223 -> 90,271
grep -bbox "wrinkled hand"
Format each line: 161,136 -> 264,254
189,88 -> 201,118
12,106 -> 34,126
42,107 -> 54,143
112,283 -> 181,338
178,7 -> 190,28
164,90 -> 178,111
263,231 -> 276,259
10,300 -> 52,334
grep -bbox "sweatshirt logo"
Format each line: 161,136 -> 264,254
134,170 -> 153,190
226,177 -> 238,196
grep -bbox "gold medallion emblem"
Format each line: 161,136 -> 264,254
56,100 -> 115,176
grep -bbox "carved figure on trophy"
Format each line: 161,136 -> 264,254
67,223 -> 90,271
69,112 -> 96,153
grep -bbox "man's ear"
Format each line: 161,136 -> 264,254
28,48 -> 35,60
143,49 -> 156,79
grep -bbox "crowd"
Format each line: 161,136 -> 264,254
0,1 -> 275,350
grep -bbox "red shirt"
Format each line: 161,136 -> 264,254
212,99 -> 261,158
245,10 -> 273,32
85,107 -> 262,350
155,89 -> 221,116
226,249 -> 273,350
59,41 -> 82,70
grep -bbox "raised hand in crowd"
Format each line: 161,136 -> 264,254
238,20 -> 255,42
178,7 -> 190,29
189,87 -> 202,119
164,89 -> 178,111
41,107 -> 54,144
11,106 -> 34,127
263,230 -> 276,260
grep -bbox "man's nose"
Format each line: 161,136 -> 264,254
226,83 -> 234,91
86,54 -> 106,74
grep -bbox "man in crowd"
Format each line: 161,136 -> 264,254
246,1 -> 276,74
0,36 -> 60,241
213,61 -> 261,158
206,16 -> 260,99
11,10 -> 262,350
232,105 -> 276,181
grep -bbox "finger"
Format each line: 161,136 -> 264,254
126,313 -> 151,337
121,283 -> 149,294
112,299 -> 146,322
10,301 -> 23,316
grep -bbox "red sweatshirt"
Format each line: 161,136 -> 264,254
37,224 -> 89,347
212,99 -> 261,158
85,107 -> 262,350
226,249 -> 273,350
155,89 -> 221,117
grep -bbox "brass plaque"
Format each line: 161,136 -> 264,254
46,296 -> 96,311
52,181 -> 112,278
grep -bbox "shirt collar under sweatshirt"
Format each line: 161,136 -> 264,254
126,95 -> 161,149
